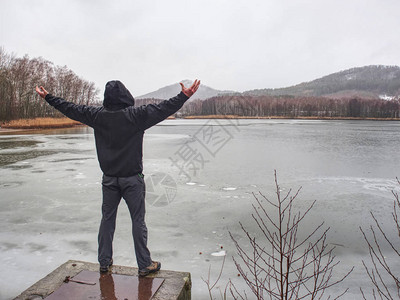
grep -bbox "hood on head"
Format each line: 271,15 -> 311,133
103,80 -> 135,110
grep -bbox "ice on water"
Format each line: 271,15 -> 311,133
2,120 -> 400,299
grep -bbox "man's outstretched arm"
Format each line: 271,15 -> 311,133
137,79 -> 201,130
35,85 -> 100,127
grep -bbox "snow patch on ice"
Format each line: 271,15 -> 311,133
222,187 -> 237,191
211,250 -> 226,257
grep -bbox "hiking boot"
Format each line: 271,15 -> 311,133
99,259 -> 113,273
138,261 -> 161,277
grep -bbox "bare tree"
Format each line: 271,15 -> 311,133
230,171 -> 353,299
0,48 -> 99,122
360,178 -> 400,299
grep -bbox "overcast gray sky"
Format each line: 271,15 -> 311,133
1,0 -> 399,96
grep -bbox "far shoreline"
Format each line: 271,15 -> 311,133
1,115 -> 399,133
183,115 -> 400,121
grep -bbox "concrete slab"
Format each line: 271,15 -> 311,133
14,260 -> 191,300
45,270 -> 164,299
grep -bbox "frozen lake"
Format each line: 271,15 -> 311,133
1,119 -> 400,299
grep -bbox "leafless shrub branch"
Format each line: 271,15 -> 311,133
229,170 -> 353,299
360,178 -> 400,299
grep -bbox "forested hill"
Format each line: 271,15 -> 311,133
243,65 -> 400,99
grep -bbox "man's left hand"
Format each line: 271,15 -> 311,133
180,79 -> 200,98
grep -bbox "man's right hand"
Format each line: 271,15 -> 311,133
35,86 -> 49,99
180,79 -> 200,98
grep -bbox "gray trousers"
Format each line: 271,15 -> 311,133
98,174 -> 152,270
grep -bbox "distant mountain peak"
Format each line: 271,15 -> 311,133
136,80 -> 235,100
180,79 -> 193,85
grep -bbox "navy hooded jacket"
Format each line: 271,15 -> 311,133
45,80 -> 189,177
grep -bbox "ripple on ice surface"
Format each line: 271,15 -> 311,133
313,176 -> 398,192
0,181 -> 23,188
74,172 -> 86,179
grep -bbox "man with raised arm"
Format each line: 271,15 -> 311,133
36,79 -> 200,276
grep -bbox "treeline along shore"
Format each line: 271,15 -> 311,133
1,48 -> 400,129
137,95 -> 400,120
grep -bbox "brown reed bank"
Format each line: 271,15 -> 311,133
1,118 -> 83,129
